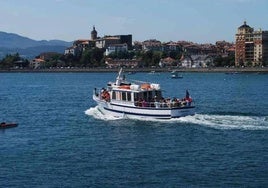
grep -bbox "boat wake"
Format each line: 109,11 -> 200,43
176,114 -> 268,130
85,107 -> 268,130
85,107 -> 125,121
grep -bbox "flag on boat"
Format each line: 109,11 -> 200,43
186,90 -> 190,98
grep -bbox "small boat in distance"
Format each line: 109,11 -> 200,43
225,72 -> 240,75
127,71 -> 136,75
92,68 -> 195,120
0,122 -> 18,129
148,70 -> 156,74
171,71 -> 183,79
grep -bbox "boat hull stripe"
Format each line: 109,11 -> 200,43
103,107 -> 171,118
110,102 -> 195,110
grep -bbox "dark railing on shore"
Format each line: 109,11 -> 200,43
0,67 -> 268,73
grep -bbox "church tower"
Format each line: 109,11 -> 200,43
91,26 -> 97,40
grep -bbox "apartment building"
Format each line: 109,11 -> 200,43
235,21 -> 268,66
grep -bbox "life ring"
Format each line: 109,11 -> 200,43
141,83 -> 151,90
119,85 -> 131,89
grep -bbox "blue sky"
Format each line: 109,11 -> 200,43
0,0 -> 267,43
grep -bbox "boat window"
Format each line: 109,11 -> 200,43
112,91 -> 116,100
122,92 -> 126,101
134,93 -> 138,101
155,90 -> 162,99
116,91 -> 121,100
127,92 -> 131,101
148,91 -> 153,100
143,92 -> 148,101
134,93 -> 143,101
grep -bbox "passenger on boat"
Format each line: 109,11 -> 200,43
166,98 -> 171,108
154,102 -> 160,108
137,99 -> 142,107
104,91 -> 110,102
101,89 -> 106,99
101,89 -> 110,102
142,99 -> 148,107
171,97 -> 179,107
160,98 -> 167,108
154,96 -> 160,108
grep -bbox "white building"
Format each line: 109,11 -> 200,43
64,47 -> 77,56
105,43 -> 128,56
96,36 -> 121,49
181,55 -> 213,68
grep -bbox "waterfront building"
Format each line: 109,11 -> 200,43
96,35 -> 132,49
133,41 -> 143,51
30,52 -> 63,69
64,39 -> 95,56
105,43 -> 128,56
30,58 -> 45,69
142,39 -> 162,51
64,47 -> 78,56
180,55 -> 213,68
64,27 -> 97,56
116,34 -> 132,50
235,21 -> 268,66
215,41 -> 235,57
159,57 -> 178,67
162,41 -> 182,51
96,36 -> 121,49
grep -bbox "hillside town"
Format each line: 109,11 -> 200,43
1,22 -> 268,70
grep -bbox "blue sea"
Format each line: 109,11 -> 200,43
0,72 -> 268,187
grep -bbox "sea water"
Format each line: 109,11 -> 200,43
0,72 -> 267,187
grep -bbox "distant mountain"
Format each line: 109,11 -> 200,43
0,31 -> 73,59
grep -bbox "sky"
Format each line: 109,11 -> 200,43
0,0 -> 267,43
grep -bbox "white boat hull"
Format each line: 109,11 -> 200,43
93,95 -> 195,120
92,68 -> 195,120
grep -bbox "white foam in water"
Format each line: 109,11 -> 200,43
178,114 -> 268,130
85,107 -> 124,121
85,107 -> 268,130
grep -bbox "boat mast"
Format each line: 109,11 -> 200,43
116,68 -> 123,86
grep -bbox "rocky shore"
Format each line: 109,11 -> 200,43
0,67 -> 268,73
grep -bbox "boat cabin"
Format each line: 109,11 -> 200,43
108,83 -> 163,107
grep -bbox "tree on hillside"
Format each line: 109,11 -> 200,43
60,54 -> 79,67
0,53 -> 28,69
79,48 -> 105,67
106,50 -> 136,60
152,51 -> 161,66
79,50 -> 91,67
91,48 -> 105,67
214,55 -> 235,67
141,50 -> 153,67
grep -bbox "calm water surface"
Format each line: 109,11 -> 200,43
0,72 -> 268,187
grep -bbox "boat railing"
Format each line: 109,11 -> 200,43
134,100 -> 194,109
93,88 -> 110,102
94,88 -> 194,108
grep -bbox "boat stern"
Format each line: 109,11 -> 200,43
171,106 -> 195,118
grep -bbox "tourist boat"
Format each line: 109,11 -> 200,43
0,122 -> 18,129
93,68 -> 195,119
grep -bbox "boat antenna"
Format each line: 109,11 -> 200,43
116,68 -> 123,86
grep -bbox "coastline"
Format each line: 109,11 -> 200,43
0,67 -> 268,73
